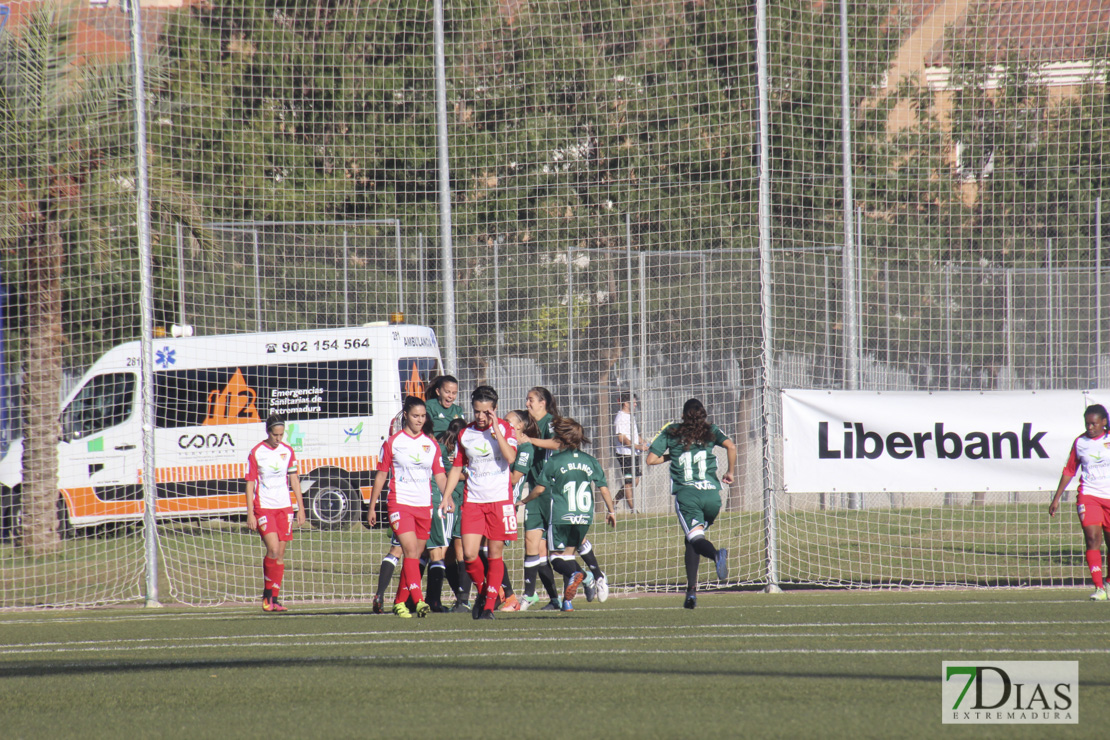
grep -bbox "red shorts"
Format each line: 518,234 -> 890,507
1077,493 -> 1110,532
389,502 -> 432,539
460,499 -> 518,541
255,506 -> 294,542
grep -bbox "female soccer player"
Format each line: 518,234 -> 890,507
438,418 -> 474,611
440,385 -> 517,619
426,375 -> 466,434
522,417 -> 617,611
507,410 -> 560,610
1049,403 -> 1110,600
246,414 -> 306,613
646,398 -> 737,609
518,387 -> 608,602
367,396 -> 448,618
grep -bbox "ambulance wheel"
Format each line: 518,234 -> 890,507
306,478 -> 356,530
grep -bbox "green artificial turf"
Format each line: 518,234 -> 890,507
0,589 -> 1104,739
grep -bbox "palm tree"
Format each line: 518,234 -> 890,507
0,2 -> 209,554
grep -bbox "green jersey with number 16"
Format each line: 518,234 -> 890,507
535,448 -> 609,527
649,423 -> 730,493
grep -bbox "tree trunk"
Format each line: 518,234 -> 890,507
20,217 -> 64,555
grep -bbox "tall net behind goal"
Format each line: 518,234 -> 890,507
767,0 -> 1109,587
2,0 -> 1108,608
1,2 -> 148,607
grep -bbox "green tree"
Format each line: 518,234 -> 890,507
0,3 -> 207,553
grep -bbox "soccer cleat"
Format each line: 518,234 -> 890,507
596,576 -> 609,603
499,594 -> 520,612
430,602 -> 451,613
268,598 -> 288,613
415,600 -> 432,618
683,593 -> 697,610
372,594 -> 384,615
519,593 -> 540,611
714,548 -> 729,581
540,598 -> 562,611
561,599 -> 574,612
450,601 -> 470,614
471,593 -> 487,620
563,572 -> 585,602
583,572 -> 596,603
1091,587 -> 1109,601
477,608 -> 495,620
262,590 -> 273,612
393,602 -> 413,618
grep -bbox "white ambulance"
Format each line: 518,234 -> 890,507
0,323 -> 443,534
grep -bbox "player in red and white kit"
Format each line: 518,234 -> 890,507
368,396 -> 449,618
441,385 -> 518,619
246,414 -> 306,613
1049,403 -> 1110,600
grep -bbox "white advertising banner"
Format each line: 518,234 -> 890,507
782,390 -> 1110,493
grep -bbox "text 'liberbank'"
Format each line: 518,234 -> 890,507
817,422 -> 1049,460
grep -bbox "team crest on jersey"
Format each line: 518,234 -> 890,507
422,444 -> 432,453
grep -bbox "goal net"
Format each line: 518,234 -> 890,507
1,0 -> 1106,608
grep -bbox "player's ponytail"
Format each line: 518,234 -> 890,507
509,410 -> 539,439
672,398 -> 713,450
553,417 -> 588,450
437,417 -> 468,457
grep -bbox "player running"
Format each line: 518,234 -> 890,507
1049,403 -> 1110,600
367,396 -> 448,618
440,386 -> 518,620
522,417 -> 617,611
646,398 -> 737,609
246,414 -> 306,613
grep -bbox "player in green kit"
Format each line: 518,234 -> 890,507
522,417 -> 617,612
507,410 -> 562,610
647,398 -> 737,610
425,375 -> 466,434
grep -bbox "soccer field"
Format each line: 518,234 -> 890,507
0,589 -> 1102,739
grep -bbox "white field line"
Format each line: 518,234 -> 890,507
0,618 -> 1101,650
2,647 -> 1103,671
0,627 -> 1097,657
0,598 -> 1094,626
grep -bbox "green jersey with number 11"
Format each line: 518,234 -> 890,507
649,423 -> 730,492
535,448 -> 609,527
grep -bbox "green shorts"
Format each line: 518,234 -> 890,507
547,522 -> 589,551
524,495 -> 550,532
427,507 -> 451,549
450,489 -> 465,539
673,486 -> 722,537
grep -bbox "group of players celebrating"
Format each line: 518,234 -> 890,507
367,380 -> 619,618
247,386 -> 1110,611
246,375 -> 739,615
